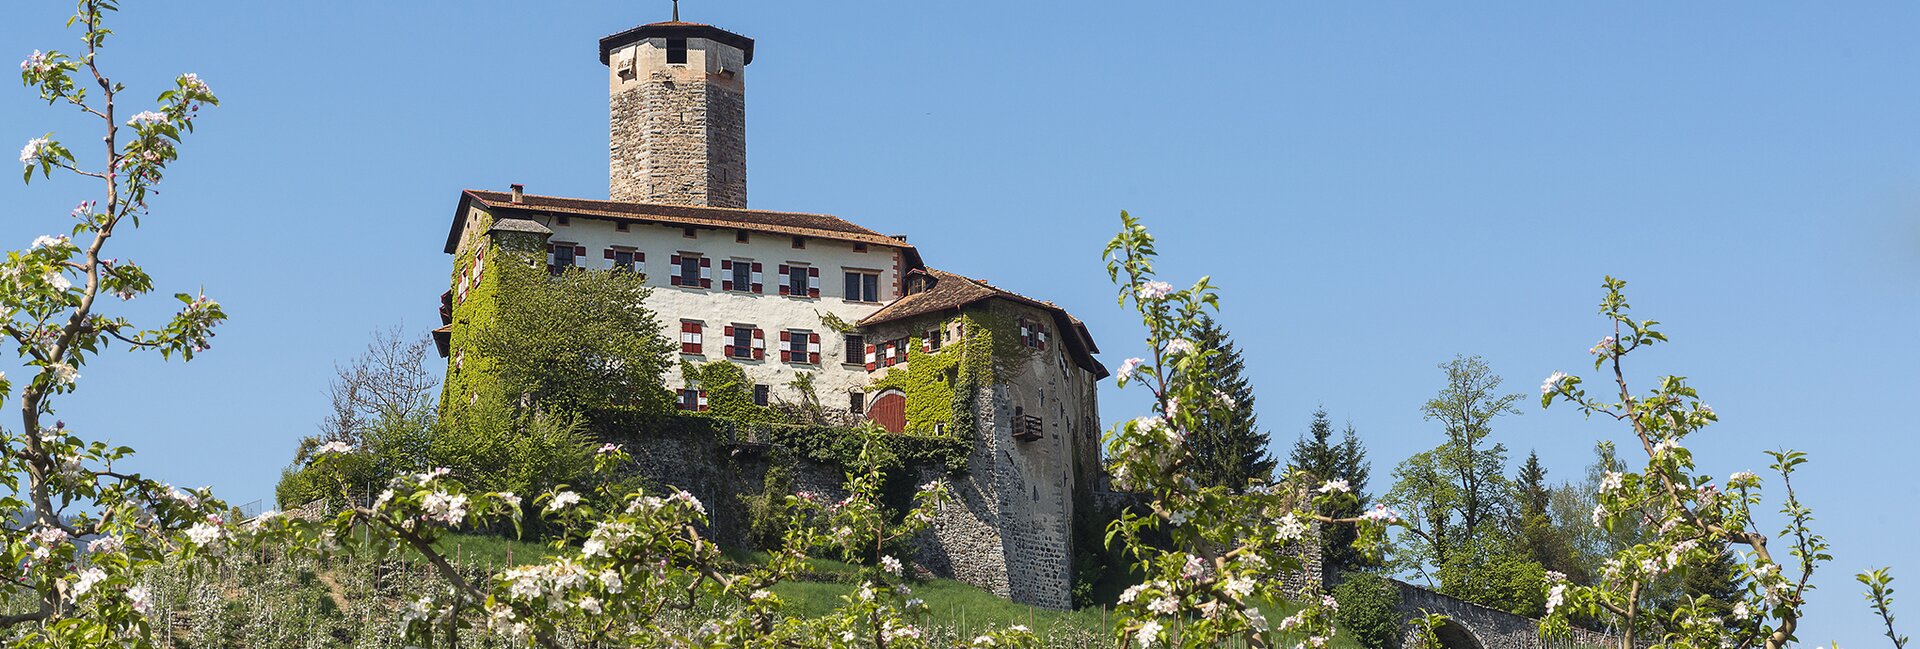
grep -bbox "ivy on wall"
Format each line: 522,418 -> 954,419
865,307 -> 1036,437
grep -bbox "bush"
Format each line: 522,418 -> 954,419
741,462 -> 794,549
1436,542 -> 1548,617
1333,572 -> 1402,649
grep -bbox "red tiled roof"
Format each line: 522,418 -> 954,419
861,269 -> 1107,379
445,190 -> 920,261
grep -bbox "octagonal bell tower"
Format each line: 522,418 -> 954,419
600,16 -> 754,208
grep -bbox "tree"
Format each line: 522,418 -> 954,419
1182,314 -> 1277,492
1540,277 -> 1832,649
5,3 -> 235,642
1291,408 -> 1374,572
1515,450 -> 1582,583
1385,355 -> 1523,583
468,256 -> 677,416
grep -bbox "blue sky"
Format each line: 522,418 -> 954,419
3,2 -> 1916,642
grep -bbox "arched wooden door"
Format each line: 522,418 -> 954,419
867,390 -> 907,433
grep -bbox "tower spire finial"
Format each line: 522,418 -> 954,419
671,0 -> 679,21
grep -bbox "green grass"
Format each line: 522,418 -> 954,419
431,536 -> 1362,648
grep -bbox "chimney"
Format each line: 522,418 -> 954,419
509,183 -> 524,204
890,234 -> 909,243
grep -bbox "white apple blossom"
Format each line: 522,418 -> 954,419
87,535 -> 123,554
880,554 -> 903,575
180,73 -> 209,94
72,567 -> 106,597
184,522 -> 223,546
1275,512 -> 1308,541
314,440 -> 354,455
1590,335 -> 1616,356
1117,357 -> 1144,381
21,50 -> 48,73
1136,281 -> 1174,300
422,491 -> 468,525
669,488 -> 705,515
43,270 -> 71,292
1164,338 -> 1195,356
1600,471 -> 1624,493
126,584 -> 153,615
125,111 -> 166,127
1652,438 -> 1682,455
1136,620 -> 1163,647
1147,596 -> 1179,615
597,443 -> 620,454
1542,371 -> 1569,395
547,490 -> 581,512
1317,478 -> 1351,494
19,137 -> 48,165
1119,583 -> 1148,603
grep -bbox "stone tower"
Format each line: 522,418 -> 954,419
600,19 -> 753,208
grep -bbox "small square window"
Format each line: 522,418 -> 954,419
736,230 -> 750,243
666,38 -> 688,65
792,236 -> 806,249
753,384 -> 770,407
684,227 -> 697,238
678,388 -> 701,410
617,222 -> 630,232
844,334 -> 865,364
853,242 -> 867,253
849,392 -> 865,414
555,215 -> 570,226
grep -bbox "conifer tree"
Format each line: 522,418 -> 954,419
1291,408 -> 1374,572
1515,450 -> 1582,582
1184,315 -> 1277,492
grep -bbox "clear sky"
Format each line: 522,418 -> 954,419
3,2 -> 1916,642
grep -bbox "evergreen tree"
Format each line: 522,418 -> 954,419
1185,315 -> 1277,492
1515,451 -> 1582,583
1291,409 -> 1374,572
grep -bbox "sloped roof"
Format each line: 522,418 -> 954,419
445,190 -> 920,266
599,21 -> 755,64
861,269 -> 1107,379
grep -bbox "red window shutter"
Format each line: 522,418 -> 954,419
700,257 -> 711,268
672,254 -> 682,265
753,328 -> 766,360
702,278 -> 712,288
865,344 -> 877,371
808,267 -> 819,277
698,390 -> 709,412
721,259 -> 732,270
723,279 -> 733,291
779,264 -> 789,274
809,287 -> 820,298
722,260 -> 733,287
574,246 -> 586,257
604,249 -> 615,259
724,325 -> 735,337
752,262 -> 763,272
779,331 -> 790,342
725,344 -> 735,357
753,282 -> 763,293
546,243 -> 555,253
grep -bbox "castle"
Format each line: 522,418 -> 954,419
430,14 -> 1107,609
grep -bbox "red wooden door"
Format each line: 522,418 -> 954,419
868,392 -> 907,433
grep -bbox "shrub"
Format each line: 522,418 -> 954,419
1334,572 -> 1403,649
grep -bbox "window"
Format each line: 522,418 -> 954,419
791,236 -> 806,249
548,243 -> 580,274
616,222 -> 630,232
606,248 -> 638,273
679,321 -> 703,355
736,230 -> 750,243
923,329 -> 942,352
671,253 -> 710,288
849,391 -> 865,414
780,330 -> 821,364
853,242 -> 867,253
724,324 -> 763,360
721,259 -> 761,292
678,388 -> 706,411
844,334 -> 865,364
1019,318 -> 1049,350
844,271 -> 880,302
753,384 -> 770,406
666,38 -> 688,65
555,215 -> 570,226
779,264 -> 819,298
683,226 -> 697,238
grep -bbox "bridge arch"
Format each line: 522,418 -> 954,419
1399,617 -> 1485,649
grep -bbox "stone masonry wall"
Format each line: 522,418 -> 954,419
609,39 -> 747,208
